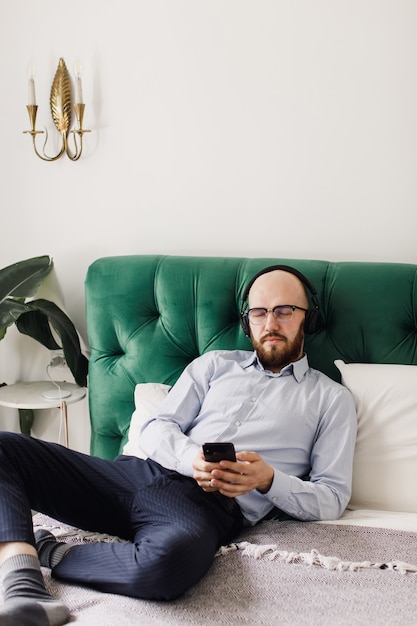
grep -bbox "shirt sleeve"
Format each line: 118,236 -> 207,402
261,386 -> 357,521
139,354 -> 212,476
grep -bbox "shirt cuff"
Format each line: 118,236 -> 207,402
176,444 -> 200,477
265,469 -> 306,517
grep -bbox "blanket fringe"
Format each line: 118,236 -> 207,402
216,542 -> 417,575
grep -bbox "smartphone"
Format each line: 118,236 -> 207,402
203,442 -> 236,463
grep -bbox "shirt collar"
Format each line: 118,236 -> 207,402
242,351 -> 309,382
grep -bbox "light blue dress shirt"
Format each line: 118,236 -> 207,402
140,350 -> 357,525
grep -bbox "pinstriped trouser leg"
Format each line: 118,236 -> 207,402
0,432 -> 243,600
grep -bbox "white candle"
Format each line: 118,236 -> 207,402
74,61 -> 83,104
27,65 -> 36,105
28,78 -> 36,105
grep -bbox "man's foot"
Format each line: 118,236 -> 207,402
34,529 -> 71,569
0,597 -> 70,626
0,553 -> 70,626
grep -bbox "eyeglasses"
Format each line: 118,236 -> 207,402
247,305 -> 308,325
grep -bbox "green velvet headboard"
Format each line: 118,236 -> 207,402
85,255 -> 417,459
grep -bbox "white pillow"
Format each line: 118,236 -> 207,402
123,383 -> 171,459
334,360 -> 417,513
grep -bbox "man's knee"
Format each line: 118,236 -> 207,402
0,431 -> 31,449
0,432 -> 33,465
0,431 -> 23,444
126,531 -> 217,601
0,431 -> 24,459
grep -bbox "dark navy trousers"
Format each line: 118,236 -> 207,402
0,432 -> 243,600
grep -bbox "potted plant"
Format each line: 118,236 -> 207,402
0,255 -> 88,433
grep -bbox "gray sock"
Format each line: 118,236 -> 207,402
0,553 -> 70,626
34,529 -> 71,569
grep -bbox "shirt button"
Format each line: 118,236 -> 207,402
234,421 -> 241,427
251,397 -> 257,402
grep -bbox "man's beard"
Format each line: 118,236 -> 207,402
251,324 -> 305,372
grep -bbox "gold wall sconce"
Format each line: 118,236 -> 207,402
24,58 -> 91,162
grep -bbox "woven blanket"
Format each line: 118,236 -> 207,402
13,514 -> 417,624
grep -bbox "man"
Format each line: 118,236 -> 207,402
0,267 -> 357,626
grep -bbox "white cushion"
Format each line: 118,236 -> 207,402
334,360 -> 417,513
123,383 -> 171,459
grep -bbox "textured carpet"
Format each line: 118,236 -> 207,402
11,515 -> 417,624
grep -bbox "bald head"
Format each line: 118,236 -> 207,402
248,270 -> 309,310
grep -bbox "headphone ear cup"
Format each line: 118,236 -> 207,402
304,309 -> 321,334
240,312 -> 250,337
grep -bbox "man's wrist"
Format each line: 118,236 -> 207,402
257,469 -> 274,494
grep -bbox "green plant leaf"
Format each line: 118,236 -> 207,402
0,255 -> 88,388
15,309 -> 61,350
0,298 -> 30,329
0,256 -> 53,338
0,256 -> 52,302
16,299 -> 88,387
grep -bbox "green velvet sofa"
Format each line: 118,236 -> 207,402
85,254 -> 417,460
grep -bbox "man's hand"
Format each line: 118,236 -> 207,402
193,449 -> 274,497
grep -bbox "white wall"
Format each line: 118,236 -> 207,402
1,1 -> 416,451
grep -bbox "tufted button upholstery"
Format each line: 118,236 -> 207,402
85,255 -> 417,459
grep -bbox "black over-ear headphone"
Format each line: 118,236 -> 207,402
240,265 -> 322,337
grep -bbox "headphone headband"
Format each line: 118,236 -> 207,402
240,264 -> 322,336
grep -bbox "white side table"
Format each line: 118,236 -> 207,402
0,381 -> 86,448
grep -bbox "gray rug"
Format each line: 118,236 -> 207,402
12,515 -> 417,624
